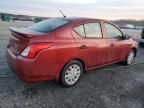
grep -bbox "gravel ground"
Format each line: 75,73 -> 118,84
0,21 -> 144,108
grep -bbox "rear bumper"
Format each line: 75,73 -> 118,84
6,48 -> 55,82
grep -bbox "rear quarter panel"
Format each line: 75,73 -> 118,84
54,23 -> 81,78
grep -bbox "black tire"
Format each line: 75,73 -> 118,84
122,49 -> 135,65
60,60 -> 83,87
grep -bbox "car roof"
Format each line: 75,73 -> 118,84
64,17 -> 105,22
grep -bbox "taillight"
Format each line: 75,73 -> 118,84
21,43 -> 52,58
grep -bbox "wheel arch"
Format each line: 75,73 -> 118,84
62,58 -> 86,72
57,58 -> 86,81
131,47 -> 137,57
72,58 -> 86,71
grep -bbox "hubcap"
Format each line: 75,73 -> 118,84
127,51 -> 134,64
65,64 -> 81,85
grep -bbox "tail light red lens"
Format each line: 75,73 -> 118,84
21,43 -> 52,58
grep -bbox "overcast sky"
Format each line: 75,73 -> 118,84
0,0 -> 144,20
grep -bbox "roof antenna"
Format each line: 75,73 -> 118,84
59,10 -> 66,18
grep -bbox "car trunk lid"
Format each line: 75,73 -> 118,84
8,27 -> 45,56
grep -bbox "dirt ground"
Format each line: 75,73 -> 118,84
0,21 -> 144,108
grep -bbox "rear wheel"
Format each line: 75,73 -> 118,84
123,49 -> 135,65
60,60 -> 83,87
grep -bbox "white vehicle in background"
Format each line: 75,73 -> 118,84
125,24 -> 135,29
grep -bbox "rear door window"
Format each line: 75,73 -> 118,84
73,22 -> 102,38
28,18 -> 69,33
84,23 -> 102,38
73,25 -> 85,37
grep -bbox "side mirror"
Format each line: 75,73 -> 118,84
123,34 -> 130,40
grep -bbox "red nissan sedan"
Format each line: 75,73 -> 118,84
6,18 -> 137,87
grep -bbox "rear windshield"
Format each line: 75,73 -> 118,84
28,18 -> 69,33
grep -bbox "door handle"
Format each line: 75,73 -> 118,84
79,45 -> 87,49
110,43 -> 114,47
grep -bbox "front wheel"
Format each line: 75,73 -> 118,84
123,50 -> 135,65
60,60 -> 83,87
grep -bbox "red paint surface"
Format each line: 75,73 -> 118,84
6,18 -> 137,82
